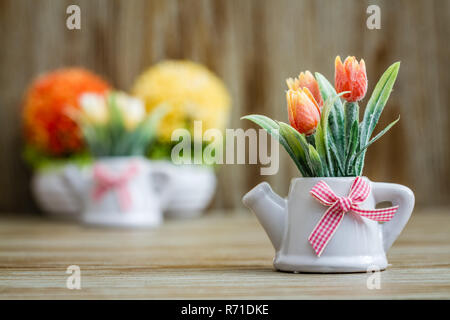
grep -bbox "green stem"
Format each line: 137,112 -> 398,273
306,134 -> 315,147
344,101 -> 359,155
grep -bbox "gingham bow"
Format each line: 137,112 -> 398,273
92,162 -> 139,211
308,177 -> 398,257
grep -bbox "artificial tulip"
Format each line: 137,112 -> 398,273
286,88 -> 321,136
335,56 -> 367,102
286,71 -> 324,107
79,93 -> 109,124
115,93 -> 146,130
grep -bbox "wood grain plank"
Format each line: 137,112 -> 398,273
0,208 -> 449,299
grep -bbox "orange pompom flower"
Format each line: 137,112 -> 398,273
286,70 -> 324,107
286,87 -> 321,136
23,68 -> 110,155
335,56 -> 367,102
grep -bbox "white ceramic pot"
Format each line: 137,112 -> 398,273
31,167 -> 81,219
150,161 -> 217,219
243,176 -> 415,273
64,156 -> 174,228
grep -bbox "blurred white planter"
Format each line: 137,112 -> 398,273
31,167 -> 81,220
151,161 -> 217,219
64,156 -> 174,228
32,160 -> 217,222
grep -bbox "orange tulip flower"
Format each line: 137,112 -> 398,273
286,70 -> 324,107
335,56 -> 367,102
286,88 -> 321,135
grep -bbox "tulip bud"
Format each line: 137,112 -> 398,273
286,70 -> 323,107
335,56 -> 367,102
286,88 -> 321,135
79,93 -> 108,124
115,93 -> 146,130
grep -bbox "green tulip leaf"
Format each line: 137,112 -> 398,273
314,122 -> 329,177
241,115 -> 305,175
351,116 -> 400,175
308,144 -> 324,177
345,120 -> 359,175
277,121 -> 311,176
315,72 -> 345,159
357,62 -> 400,173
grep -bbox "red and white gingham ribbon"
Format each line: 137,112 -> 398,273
308,177 -> 398,257
92,162 -> 139,211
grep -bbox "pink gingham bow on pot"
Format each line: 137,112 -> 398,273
92,162 -> 139,211
308,177 -> 399,257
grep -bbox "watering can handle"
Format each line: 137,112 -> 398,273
371,182 -> 415,253
149,164 -> 176,210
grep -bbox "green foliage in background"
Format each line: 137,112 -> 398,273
23,146 -> 92,171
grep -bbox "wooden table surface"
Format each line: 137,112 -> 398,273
0,208 -> 449,299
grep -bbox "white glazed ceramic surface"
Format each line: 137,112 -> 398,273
151,161 -> 217,219
31,168 -> 81,219
243,177 -> 415,273
64,156 -> 174,228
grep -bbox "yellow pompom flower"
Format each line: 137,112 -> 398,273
131,60 -> 231,142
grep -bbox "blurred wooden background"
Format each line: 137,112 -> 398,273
0,0 -> 448,213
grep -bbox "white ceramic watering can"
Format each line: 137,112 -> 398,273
243,177 -> 414,273
64,156 -> 174,227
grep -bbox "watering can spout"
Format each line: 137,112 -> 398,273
242,182 -> 286,251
